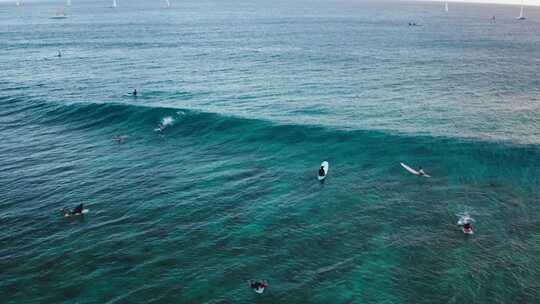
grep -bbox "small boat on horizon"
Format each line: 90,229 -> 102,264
51,11 -> 68,19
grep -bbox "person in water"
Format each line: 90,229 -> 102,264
57,50 -> 62,57
417,166 -> 426,176
319,166 -> 326,177
132,89 -> 138,96
249,280 -> 268,292
113,135 -> 127,143
463,222 -> 472,233
63,203 -> 84,217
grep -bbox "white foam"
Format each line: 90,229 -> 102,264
162,116 -> 174,126
457,213 -> 474,226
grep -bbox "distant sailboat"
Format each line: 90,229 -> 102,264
112,0 -> 117,8
165,0 -> 171,8
445,2 -> 449,13
517,0 -> 526,20
51,10 -> 68,19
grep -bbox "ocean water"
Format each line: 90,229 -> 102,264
1,0 -> 540,303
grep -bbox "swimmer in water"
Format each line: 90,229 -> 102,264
132,89 -> 137,96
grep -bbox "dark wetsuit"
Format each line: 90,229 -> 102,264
251,281 -> 266,289
319,167 -> 325,177
72,204 -> 84,215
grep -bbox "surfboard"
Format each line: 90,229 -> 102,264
254,287 -> 265,294
64,209 -> 89,218
400,162 -> 430,177
318,161 -> 329,181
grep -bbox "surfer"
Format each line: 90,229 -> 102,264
417,166 -> 426,176
113,135 -> 127,143
57,50 -> 62,58
132,89 -> 138,96
62,203 -> 84,217
463,222 -> 473,234
318,165 -> 326,177
249,280 -> 268,294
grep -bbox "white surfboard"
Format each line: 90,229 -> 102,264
400,162 -> 430,177
318,161 -> 329,181
64,209 -> 89,218
254,287 -> 265,294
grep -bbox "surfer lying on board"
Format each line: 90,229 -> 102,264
249,280 -> 268,293
318,166 -> 326,177
113,135 -> 127,143
62,203 -> 84,217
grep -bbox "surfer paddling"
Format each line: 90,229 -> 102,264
113,135 -> 128,143
318,165 -> 326,177
248,280 -> 268,294
457,215 -> 474,235
400,163 -> 431,177
318,161 -> 329,181
62,203 -> 85,218
462,222 -> 473,234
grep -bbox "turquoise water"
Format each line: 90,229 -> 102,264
1,0 -> 540,303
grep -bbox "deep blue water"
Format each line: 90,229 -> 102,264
1,0 -> 540,303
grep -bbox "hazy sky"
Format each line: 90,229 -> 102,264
429,0 -> 539,5
1,0 -> 539,5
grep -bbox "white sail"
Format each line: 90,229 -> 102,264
445,2 -> 449,12
112,0 -> 117,8
517,0 -> 526,19
166,0 -> 171,7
